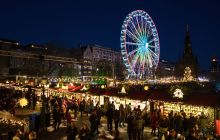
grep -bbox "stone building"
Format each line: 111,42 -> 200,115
175,25 -> 198,79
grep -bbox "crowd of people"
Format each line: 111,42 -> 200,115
27,94 -> 148,140
150,109 -> 215,140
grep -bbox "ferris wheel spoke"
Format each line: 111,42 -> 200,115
127,47 -> 140,56
148,51 -> 158,66
144,18 -> 151,38
148,44 -> 155,48
145,27 -> 150,41
136,16 -> 142,38
126,30 -> 143,44
141,16 -> 144,37
128,23 -> 138,39
130,19 -> 143,42
147,38 -> 155,44
146,54 -> 153,69
140,54 -> 147,74
139,62 -> 142,76
145,57 -> 150,74
144,18 -> 148,38
148,53 -> 155,64
142,55 -> 146,74
126,42 -> 143,46
148,49 -> 158,59
131,51 -> 140,69
146,54 -> 152,70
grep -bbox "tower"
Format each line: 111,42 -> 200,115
210,57 -> 218,72
210,57 -> 220,81
183,24 -> 192,57
175,25 -> 198,78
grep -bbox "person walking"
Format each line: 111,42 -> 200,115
114,109 -> 120,131
79,99 -> 85,117
150,110 -> 157,136
66,121 -> 78,140
158,115 -> 169,139
126,111 -> 134,140
89,110 -> 98,135
106,102 -> 114,131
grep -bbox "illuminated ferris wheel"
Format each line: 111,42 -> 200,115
121,10 -> 160,79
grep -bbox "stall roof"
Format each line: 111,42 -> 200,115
88,87 -> 220,107
149,90 -> 220,107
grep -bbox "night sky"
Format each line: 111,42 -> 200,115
0,0 -> 219,70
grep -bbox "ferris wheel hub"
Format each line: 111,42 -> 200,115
145,43 -> 149,48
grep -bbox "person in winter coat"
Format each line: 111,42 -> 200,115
79,100 -> 85,117
150,110 -> 157,135
133,114 -> 145,140
66,111 -> 72,127
89,110 -> 98,135
53,107 -> 62,131
126,111 -> 134,140
174,112 -> 183,134
66,121 -> 78,140
114,109 -> 120,131
106,102 -> 114,131
119,104 -> 125,127
158,115 -> 169,139
199,112 -> 208,137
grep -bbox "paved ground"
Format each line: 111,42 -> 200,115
39,111 -> 158,140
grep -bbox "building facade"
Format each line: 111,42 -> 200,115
0,41 -> 82,79
156,60 -> 175,78
0,40 -> 123,80
75,44 -> 123,80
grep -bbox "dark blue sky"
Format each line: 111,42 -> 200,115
0,0 -> 219,70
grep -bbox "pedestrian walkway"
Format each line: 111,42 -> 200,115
12,103 -> 158,140
39,112 -> 158,140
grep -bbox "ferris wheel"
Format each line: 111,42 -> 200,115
121,10 -> 160,79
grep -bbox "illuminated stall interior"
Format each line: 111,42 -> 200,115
149,88 -> 218,129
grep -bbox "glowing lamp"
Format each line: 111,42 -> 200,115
119,86 -> 127,94
173,89 -> 183,99
144,86 -> 149,91
101,85 -> 105,89
19,98 -> 28,108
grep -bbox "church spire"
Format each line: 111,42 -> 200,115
186,24 -> 189,32
184,24 -> 192,56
